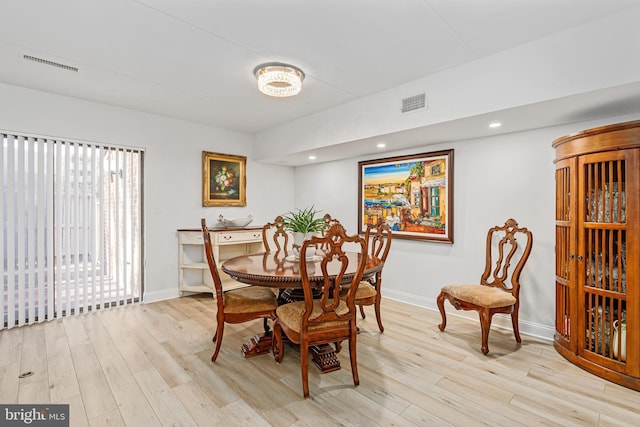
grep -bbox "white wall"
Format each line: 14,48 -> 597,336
0,83 -> 295,302
293,112 -> 640,341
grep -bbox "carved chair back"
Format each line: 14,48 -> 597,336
480,218 -> 533,298
300,223 -> 367,327
317,214 -> 342,251
262,215 -> 290,254
365,222 -> 392,263
363,222 -> 392,291
322,213 -> 341,231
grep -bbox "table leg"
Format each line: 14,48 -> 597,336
241,331 -> 273,357
311,345 -> 341,373
278,288 -> 322,304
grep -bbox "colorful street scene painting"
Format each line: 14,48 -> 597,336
358,150 -> 453,242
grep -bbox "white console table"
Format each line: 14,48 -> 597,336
177,227 -> 263,296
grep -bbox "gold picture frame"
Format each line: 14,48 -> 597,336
202,151 -> 247,207
358,149 -> 454,243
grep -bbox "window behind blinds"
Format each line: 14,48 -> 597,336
2,132 -> 144,328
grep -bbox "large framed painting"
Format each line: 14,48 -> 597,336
202,151 -> 247,207
358,149 -> 454,243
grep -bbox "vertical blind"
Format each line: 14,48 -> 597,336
2,132 -> 144,329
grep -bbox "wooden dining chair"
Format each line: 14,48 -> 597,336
322,213 -> 341,230
272,223 -> 367,398
201,219 -> 278,362
341,223 -> 392,332
262,215 -> 290,254
436,218 -> 533,355
311,213 -> 341,253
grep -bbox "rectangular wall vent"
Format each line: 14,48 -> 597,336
23,54 -> 78,72
401,93 -> 426,113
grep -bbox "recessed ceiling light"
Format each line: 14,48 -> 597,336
308,155 -> 316,160
377,143 -> 386,148
489,122 -> 502,128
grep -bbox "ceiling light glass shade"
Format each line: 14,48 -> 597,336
254,62 -> 305,97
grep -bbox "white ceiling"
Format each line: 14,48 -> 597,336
1,0 -> 640,146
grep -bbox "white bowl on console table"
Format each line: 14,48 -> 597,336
215,214 -> 254,228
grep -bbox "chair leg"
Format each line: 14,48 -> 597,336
300,343 -> 310,398
374,294 -> 384,333
272,320 -> 284,363
359,305 -> 366,319
511,306 -> 522,343
479,308 -> 492,355
263,317 -> 271,334
212,310 -> 223,342
349,331 -> 360,387
211,321 -> 224,362
436,291 -> 447,331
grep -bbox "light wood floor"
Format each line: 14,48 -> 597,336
1,295 -> 639,427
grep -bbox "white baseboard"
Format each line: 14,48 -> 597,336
383,289 -> 555,342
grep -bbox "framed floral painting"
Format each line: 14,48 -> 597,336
358,149 -> 454,243
202,151 -> 246,207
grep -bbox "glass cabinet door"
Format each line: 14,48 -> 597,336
577,150 -> 635,370
555,158 -> 576,349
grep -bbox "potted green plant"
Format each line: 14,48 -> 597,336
282,206 -> 326,259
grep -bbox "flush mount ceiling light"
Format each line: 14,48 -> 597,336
253,62 -> 305,97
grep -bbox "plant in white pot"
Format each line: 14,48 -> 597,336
282,206 -> 326,259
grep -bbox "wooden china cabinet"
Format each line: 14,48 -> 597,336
553,120 -> 639,391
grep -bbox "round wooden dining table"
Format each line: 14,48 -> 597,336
221,250 -> 384,371
221,250 -> 383,288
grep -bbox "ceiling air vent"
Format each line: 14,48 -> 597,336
23,54 -> 78,72
401,93 -> 426,113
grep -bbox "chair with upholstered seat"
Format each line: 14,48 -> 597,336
262,215 -> 290,254
340,223 -> 392,332
201,218 -> 278,362
272,223 -> 367,398
436,218 -> 533,355
314,213 -> 341,252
